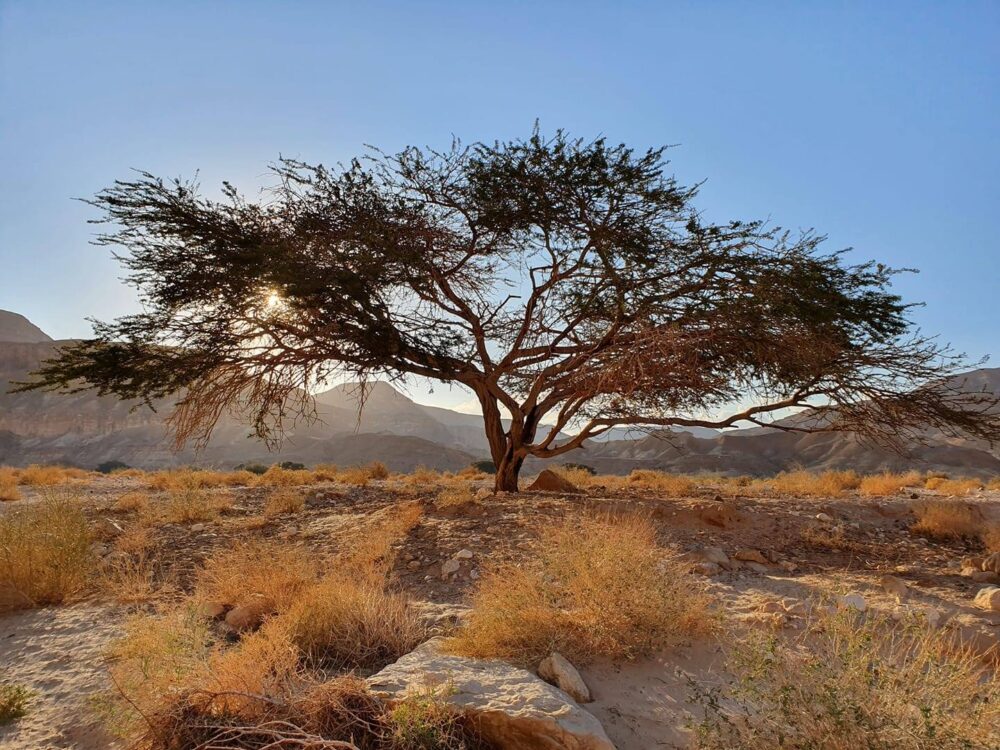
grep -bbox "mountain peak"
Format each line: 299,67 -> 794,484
0,310 -> 52,343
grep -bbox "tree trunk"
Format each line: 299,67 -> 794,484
494,451 -> 524,493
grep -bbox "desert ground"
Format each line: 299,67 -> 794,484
1,464 -> 999,750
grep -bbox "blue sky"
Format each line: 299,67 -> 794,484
1,0 -> 997,411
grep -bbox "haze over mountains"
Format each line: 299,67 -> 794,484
2,309 -> 998,476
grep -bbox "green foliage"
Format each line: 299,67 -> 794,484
17,128 -> 998,489
235,462 -> 269,475
562,462 -> 596,475
96,460 -> 130,474
470,460 -> 496,475
0,683 -> 33,725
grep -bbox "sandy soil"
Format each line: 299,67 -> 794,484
1,475 -> 998,749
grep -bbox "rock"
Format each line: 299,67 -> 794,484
879,575 -> 910,602
441,559 -> 461,577
960,566 -> 980,578
368,638 -> 615,750
982,552 -> 1000,575
538,652 -> 592,703
199,601 -> 227,619
970,570 -> 1000,584
744,561 -> 771,574
778,560 -> 799,573
190,523 -> 206,532
456,549 -> 474,559
692,562 -> 722,576
695,545 -> 730,566
972,586 -> 1000,611
696,502 -> 743,528
411,601 -> 471,635
837,592 -> 867,612
407,560 -> 421,570
781,599 -> 810,617
815,512 -> 834,523
961,555 -> 985,571
224,599 -> 273,632
474,488 -> 493,501
733,548 -> 768,565
527,469 -> 582,494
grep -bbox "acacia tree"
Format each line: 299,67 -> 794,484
22,130 -> 999,491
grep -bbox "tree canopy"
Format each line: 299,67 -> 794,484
22,129 -> 999,490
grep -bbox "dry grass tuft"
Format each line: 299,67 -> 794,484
0,495 -> 93,610
196,541 -> 318,612
276,576 -> 425,671
924,476 -> 982,495
113,491 -> 150,513
450,514 -> 714,665
911,499 -> 983,540
14,465 -> 90,486
624,469 -> 697,496
0,683 -> 33,725
858,471 -> 923,497
981,522 -> 1000,553
263,488 -> 306,517
761,469 -> 860,497
691,609 -> 1000,749
0,469 -> 21,502
147,468 -> 256,491
160,487 -> 233,524
341,501 -> 424,580
396,466 -> 441,486
253,466 -> 316,487
100,525 -> 167,604
435,485 -> 478,511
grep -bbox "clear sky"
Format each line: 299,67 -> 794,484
1,0 -> 997,412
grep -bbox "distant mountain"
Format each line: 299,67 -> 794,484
0,310 -> 52,343
0,311 -> 997,477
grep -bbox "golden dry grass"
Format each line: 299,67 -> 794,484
0,469 -> 21,502
450,514 -> 715,665
624,469 -> 698,496
147,468 -> 257,491
14,465 -> 90,486
434,485 -> 478,510
159,487 -> 233,524
195,541 -> 319,611
276,576 -> 425,670
858,470 -> 923,497
0,495 -> 93,610
692,609 -> 1000,749
263,488 -> 306,517
924,476 -> 983,495
113,491 -> 150,513
762,469 -> 861,497
911,499 -> 983,540
99,525 -> 166,604
340,501 -> 424,579
981,522 -> 1000,553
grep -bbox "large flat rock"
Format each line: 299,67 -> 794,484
367,637 -> 616,750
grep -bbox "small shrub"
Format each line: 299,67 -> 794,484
690,610 -> 1000,749
982,522 -> 1000,553
911,500 -> 982,540
100,527 -> 164,604
278,461 -> 306,471
161,488 -> 233,524
114,491 -> 150,513
925,476 -> 982,495
277,576 -> 425,670
859,471 -> 923,497
387,689 -> 478,750
554,465 -> 599,488
367,461 -> 390,480
254,465 -> 315,487
263,488 -> 306,517
626,469 -> 697,497
450,514 -> 714,665
195,541 -> 318,612
760,469 -> 861,497
0,469 -> 20,502
0,496 -> 93,610
399,466 -> 441,486
96,460 -> 131,474
0,683 -> 33,725
435,486 -> 477,510
15,464 -> 89,485
470,459 -> 496,475
341,501 -> 424,579
235,462 -> 270,475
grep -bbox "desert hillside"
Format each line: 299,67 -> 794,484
2,311 -> 999,477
